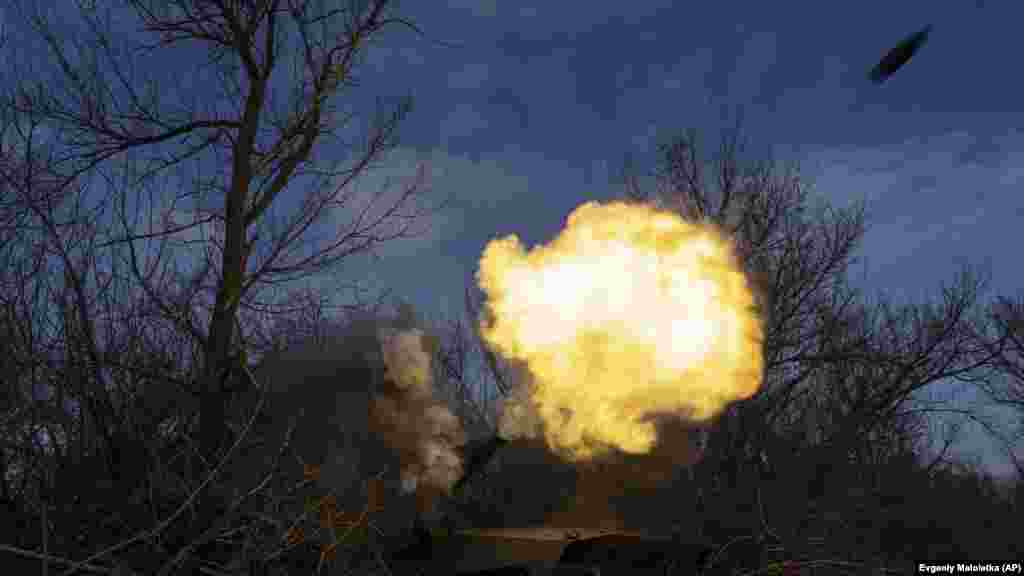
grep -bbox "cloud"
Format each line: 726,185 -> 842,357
439,102 -> 490,141
447,0 -> 497,18
802,129 -> 1024,479
629,122 -> 661,152
448,62 -> 491,90
605,50 -> 716,150
319,145 -> 613,320
368,43 -> 426,69
804,129 -> 1024,295
727,29 -> 778,104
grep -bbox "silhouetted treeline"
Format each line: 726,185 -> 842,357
1,0 -> 1021,571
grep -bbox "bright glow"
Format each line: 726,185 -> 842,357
478,201 -> 763,461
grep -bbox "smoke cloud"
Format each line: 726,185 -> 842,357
371,326 -> 466,501
249,312 -> 469,522
476,200 -> 764,528
478,201 -> 763,461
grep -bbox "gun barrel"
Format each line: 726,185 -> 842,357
453,435 -> 509,496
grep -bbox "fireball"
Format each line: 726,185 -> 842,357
477,201 -> 763,461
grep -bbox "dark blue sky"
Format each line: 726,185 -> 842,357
346,0 -> 1023,312
6,1 -> 1022,475
339,1 -> 1024,476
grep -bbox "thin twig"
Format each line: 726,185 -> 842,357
0,544 -> 112,575
57,366 -> 268,576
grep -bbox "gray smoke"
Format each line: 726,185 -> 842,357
249,310 -> 467,515
372,326 -> 465,496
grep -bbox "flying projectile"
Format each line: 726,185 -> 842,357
869,24 -> 932,84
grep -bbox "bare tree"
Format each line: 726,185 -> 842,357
977,293 -> 1024,475
1,94 -> 234,572
616,121 -> 1009,567
1,0 -> 438,572
4,0 -> 435,470
985,295 -> 1024,411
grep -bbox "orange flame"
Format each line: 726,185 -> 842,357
477,201 -> 763,461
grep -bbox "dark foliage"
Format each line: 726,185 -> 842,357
1,4 -> 1019,568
